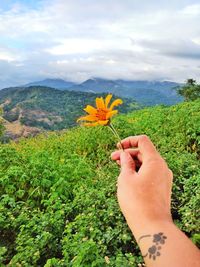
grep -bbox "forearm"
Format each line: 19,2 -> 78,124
129,220 -> 200,267
113,136 -> 200,266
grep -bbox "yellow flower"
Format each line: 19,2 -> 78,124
77,94 -> 123,126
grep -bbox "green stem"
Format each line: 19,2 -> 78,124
108,123 -> 124,150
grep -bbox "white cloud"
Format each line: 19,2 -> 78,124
47,39 -> 108,55
0,50 -> 16,61
0,44 -> 23,61
0,0 -> 200,88
180,4 -> 200,16
192,38 -> 200,45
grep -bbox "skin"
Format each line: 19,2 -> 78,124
111,135 -> 200,267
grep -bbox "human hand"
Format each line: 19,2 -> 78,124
111,135 -> 173,235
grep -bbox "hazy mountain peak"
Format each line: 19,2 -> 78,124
24,78 -> 76,90
67,78 -> 182,106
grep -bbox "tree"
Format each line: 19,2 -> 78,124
186,78 -> 196,86
177,79 -> 200,101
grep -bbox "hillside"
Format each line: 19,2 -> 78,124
0,86 -> 136,133
2,119 -> 41,140
21,78 -> 182,106
0,99 -> 199,266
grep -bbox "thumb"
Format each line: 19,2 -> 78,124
120,151 -> 136,174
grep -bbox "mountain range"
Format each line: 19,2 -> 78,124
23,78 -> 182,106
0,77 -> 183,139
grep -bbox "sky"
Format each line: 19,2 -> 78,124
0,0 -> 200,88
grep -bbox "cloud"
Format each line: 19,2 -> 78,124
135,38 -> 200,60
0,0 -> 200,88
180,3 -> 200,15
0,47 -> 19,61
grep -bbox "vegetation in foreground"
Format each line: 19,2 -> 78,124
0,99 -> 199,266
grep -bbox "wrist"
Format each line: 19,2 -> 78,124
127,217 -> 174,242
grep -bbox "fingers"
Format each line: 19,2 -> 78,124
111,149 -> 142,170
117,135 -> 159,161
116,160 -> 120,166
120,151 -> 136,174
111,148 -> 140,160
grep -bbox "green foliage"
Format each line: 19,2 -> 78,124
3,108 -> 20,122
191,234 -> 200,247
177,79 -> 200,101
0,100 -> 199,266
0,108 -> 5,138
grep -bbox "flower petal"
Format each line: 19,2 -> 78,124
106,110 -> 118,119
77,115 -> 97,122
105,94 -> 112,108
96,97 -> 105,110
82,122 -> 99,127
84,105 -> 97,115
98,120 -> 109,126
109,99 -> 123,111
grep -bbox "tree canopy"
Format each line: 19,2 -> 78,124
178,79 -> 200,101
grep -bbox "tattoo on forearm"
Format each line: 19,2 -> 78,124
138,232 -> 167,260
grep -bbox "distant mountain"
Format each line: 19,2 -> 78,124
68,78 -> 182,106
4,77 -> 183,106
0,86 -> 137,134
69,78 -> 118,93
24,78 -> 76,90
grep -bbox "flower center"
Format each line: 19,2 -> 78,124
96,109 -> 107,120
